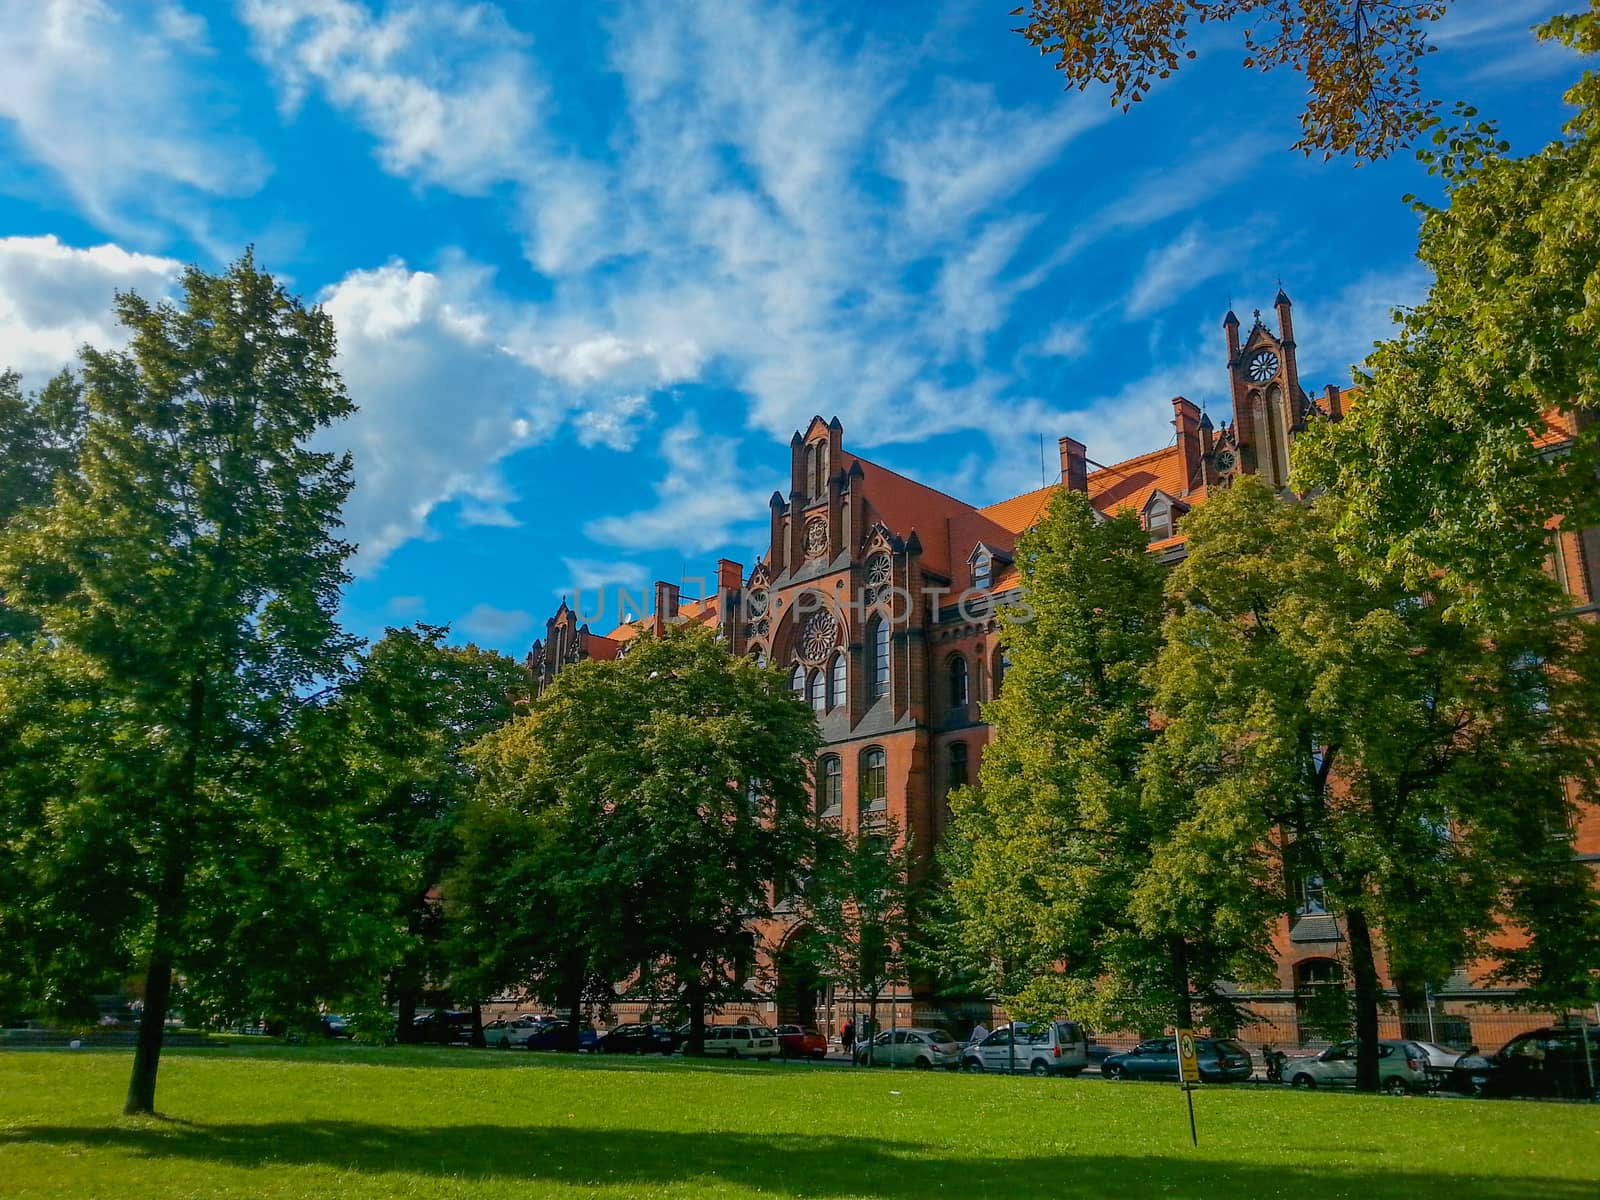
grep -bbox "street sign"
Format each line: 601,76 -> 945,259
1177,1029 -> 1200,1084
1175,1028 -> 1200,1147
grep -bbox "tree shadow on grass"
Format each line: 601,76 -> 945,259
165,1044 -> 787,1074
2,1121 -> 1589,1199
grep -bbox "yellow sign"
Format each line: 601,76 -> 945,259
1176,1028 -> 1200,1084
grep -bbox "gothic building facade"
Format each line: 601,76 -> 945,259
526,294 -> 1600,1038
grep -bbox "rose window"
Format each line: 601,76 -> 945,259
799,611 -> 840,664
864,553 -> 892,604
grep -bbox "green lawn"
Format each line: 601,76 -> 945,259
1,1044 -> 1596,1198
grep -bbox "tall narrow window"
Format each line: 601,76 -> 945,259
949,654 -> 969,709
804,442 -> 818,500
948,742 -> 969,793
994,648 -> 1010,697
791,664 -> 806,697
809,669 -> 826,712
816,755 -> 842,814
829,652 -> 847,709
860,747 -> 886,810
870,618 -> 890,701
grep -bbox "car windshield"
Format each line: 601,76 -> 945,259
1211,1039 -> 1247,1055
924,1029 -> 952,1044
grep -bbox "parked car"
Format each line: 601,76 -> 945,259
1446,1026 -> 1600,1100
1102,1036 -> 1254,1083
961,1020 -> 1090,1076
319,1013 -> 351,1039
483,1015 -> 552,1049
600,1023 -> 682,1055
412,1009 -> 477,1045
854,1027 -> 962,1069
523,1020 -> 599,1052
1281,1039 -> 1430,1094
677,1025 -> 780,1059
775,1025 -> 828,1060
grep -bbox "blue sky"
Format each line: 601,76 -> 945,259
0,1 -> 1584,656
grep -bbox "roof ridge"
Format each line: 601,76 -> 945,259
1088,442 -> 1178,476
844,448 -> 980,513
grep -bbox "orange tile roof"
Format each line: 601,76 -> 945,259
981,441 -> 1193,536
599,594 -> 721,643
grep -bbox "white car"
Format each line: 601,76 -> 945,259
682,1025 -> 780,1059
483,1014 -> 553,1049
854,1027 -> 962,1069
1283,1039 -> 1434,1094
962,1020 -> 1090,1076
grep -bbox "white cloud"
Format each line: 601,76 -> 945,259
575,394 -> 652,452
1290,267 -> 1431,385
456,603 -> 533,642
317,258 -> 561,572
584,416 -> 780,555
0,235 -> 182,378
0,2 -> 267,244
1125,225 -> 1244,319
558,557 -> 650,597
1031,321 -> 1091,361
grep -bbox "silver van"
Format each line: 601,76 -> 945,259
962,1020 -> 1090,1076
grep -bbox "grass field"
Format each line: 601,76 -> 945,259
1,1043 -> 1596,1199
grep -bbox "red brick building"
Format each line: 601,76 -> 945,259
527,294 -> 1600,1043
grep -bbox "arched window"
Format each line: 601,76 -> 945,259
829,652 -> 847,709
816,755 -> 842,814
948,742 -> 969,793
809,669 -> 826,712
860,747 -> 886,810
993,647 -> 1010,697
790,664 -> 806,697
870,618 -> 890,701
804,442 -> 818,499
949,654 -> 969,709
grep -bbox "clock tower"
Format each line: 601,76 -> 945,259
1224,290 -> 1310,491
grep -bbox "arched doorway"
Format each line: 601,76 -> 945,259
773,925 -> 829,1031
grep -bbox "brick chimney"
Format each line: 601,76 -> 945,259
651,580 -> 680,637
1058,435 -> 1088,492
1172,396 -> 1204,495
716,558 -> 744,599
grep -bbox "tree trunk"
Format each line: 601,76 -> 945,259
562,976 -> 584,1053
470,1002 -> 486,1048
123,946 -> 173,1115
1168,935 -> 1194,1028
395,989 -> 419,1044
685,977 -> 706,1057
1346,906 -> 1383,1093
866,989 -> 879,1067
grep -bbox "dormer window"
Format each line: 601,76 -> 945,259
1143,491 -> 1186,543
973,550 -> 992,589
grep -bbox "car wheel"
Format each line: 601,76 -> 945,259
962,1057 -> 984,1073
1030,1061 -> 1051,1077
1103,1064 -> 1123,1080
1384,1076 -> 1409,1096
914,1056 -> 932,1070
1291,1073 -> 1315,1089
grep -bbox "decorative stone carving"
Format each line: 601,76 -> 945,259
798,610 -> 840,665
864,552 -> 892,605
803,516 -> 828,559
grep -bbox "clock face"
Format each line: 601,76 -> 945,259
746,589 -> 769,618
1246,349 -> 1279,382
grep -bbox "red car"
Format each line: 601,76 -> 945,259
776,1025 -> 828,1059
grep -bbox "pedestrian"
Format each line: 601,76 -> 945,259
841,1019 -> 855,1056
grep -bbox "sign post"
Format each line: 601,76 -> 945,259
1176,1028 -> 1200,1147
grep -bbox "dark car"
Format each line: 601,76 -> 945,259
1102,1036 -> 1254,1083
320,1013 -> 352,1039
412,1009 -> 477,1045
524,1020 -> 599,1052
1447,1026 -> 1600,1100
600,1023 -> 681,1055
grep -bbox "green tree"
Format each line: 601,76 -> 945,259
0,368 -> 85,643
0,252 -> 358,1114
1010,0 -> 1457,162
336,626 -> 528,1040
452,625 -> 819,1055
1148,476 -> 1600,1091
943,489 -> 1273,1037
1294,11 -> 1600,625
797,822 -> 916,1064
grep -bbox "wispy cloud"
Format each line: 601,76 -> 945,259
456,602 -> 533,642
0,2 -> 267,247
1125,224 -> 1249,319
